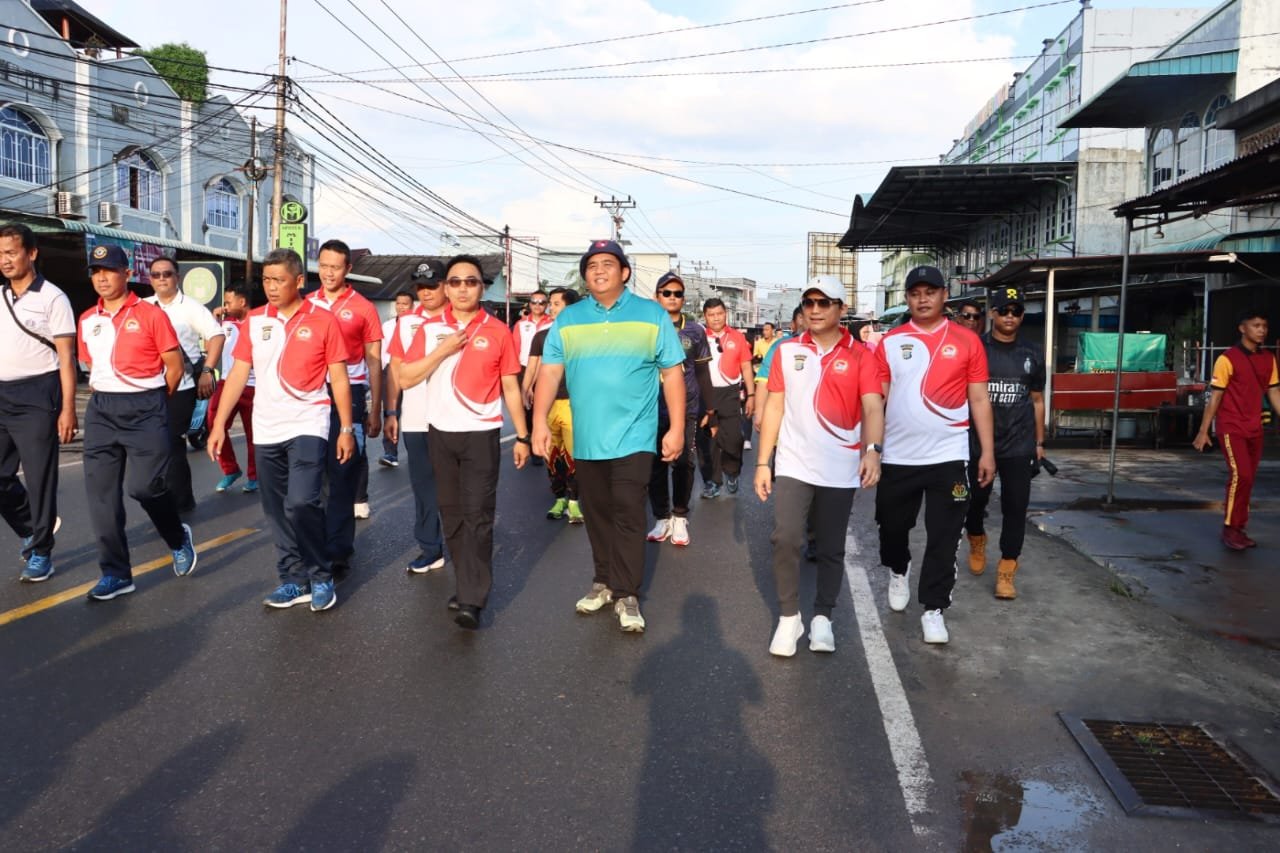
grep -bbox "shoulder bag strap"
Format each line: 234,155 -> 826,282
2,283 -> 57,352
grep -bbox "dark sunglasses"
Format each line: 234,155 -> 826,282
995,305 -> 1025,317
530,299 -> 547,305
958,312 -> 982,321
151,271 -> 177,278
802,297 -> 836,309
658,289 -> 685,298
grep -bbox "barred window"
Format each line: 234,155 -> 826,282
0,106 -> 51,185
117,149 -> 162,211
205,178 -> 240,230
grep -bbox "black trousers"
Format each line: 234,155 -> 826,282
84,389 -> 185,579
257,435 -> 331,585
429,427 -> 499,609
576,452 -> 653,599
875,460 -> 970,611
965,455 -> 1035,559
325,383 -> 367,563
649,414 -> 697,518
0,372 -> 61,557
403,431 -> 443,559
771,476 -> 857,618
707,385 -> 744,483
165,385 -> 197,511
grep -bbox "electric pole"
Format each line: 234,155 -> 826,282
593,195 -> 636,241
269,0 -> 288,247
244,115 -> 258,285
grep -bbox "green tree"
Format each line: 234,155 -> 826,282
136,43 -> 208,105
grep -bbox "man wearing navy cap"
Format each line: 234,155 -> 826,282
78,244 -> 197,600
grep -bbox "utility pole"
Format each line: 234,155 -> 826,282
593,195 -> 636,242
269,0 -> 288,247
244,115 -> 257,285
503,225 -> 512,324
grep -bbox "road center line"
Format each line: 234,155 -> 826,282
844,528 -> 934,838
0,527 -> 259,627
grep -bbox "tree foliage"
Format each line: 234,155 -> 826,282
137,43 -> 209,105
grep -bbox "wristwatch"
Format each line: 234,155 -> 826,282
515,435 -> 532,445
339,426 -> 356,435
865,442 -> 883,454
384,410 -> 399,418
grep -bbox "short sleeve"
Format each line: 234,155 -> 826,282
858,349 -> 882,397
387,319 -> 406,359
1210,354 -> 1232,390
233,322 -> 253,363
966,337 -> 989,383
323,316 -> 347,365
529,328 -> 548,359
194,303 -> 223,341
1269,356 -> 1278,387
873,339 -> 891,384
76,312 -> 90,364
151,308 -> 180,352
1028,347 -> 1046,393
542,322 -> 564,365
656,317 -> 684,369
693,329 -> 711,363
766,352 -> 786,393
49,292 -> 76,337
497,327 -> 520,376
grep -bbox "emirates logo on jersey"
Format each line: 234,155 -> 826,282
832,359 -> 849,374
941,344 -> 958,359
472,335 -> 490,351
900,343 -> 914,360
124,318 -> 141,333
297,326 -> 313,341
340,309 -> 353,321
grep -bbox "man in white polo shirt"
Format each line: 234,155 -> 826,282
0,223 -> 77,582
754,276 -> 884,656
208,248 -> 355,613
208,283 -> 258,494
144,256 -> 224,514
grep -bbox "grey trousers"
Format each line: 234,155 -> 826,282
770,476 -> 857,618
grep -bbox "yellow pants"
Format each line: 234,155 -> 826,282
548,399 -> 574,457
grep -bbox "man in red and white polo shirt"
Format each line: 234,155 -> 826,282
701,297 -> 754,496
309,239 -> 382,577
384,262 -> 449,575
398,254 -> 529,630
207,283 -> 258,494
209,248 -> 355,613
754,276 -> 884,656
514,290 -> 552,466
874,265 -> 995,645
78,244 -> 196,601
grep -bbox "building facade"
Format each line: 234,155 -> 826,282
806,231 -> 858,307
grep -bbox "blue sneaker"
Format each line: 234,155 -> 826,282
172,523 -> 197,577
701,482 -> 720,500
310,578 -> 337,611
242,479 -> 259,494
18,515 -> 61,558
725,475 -> 739,495
378,454 -> 399,468
407,553 -> 446,574
215,471 -> 243,492
21,553 -> 54,583
88,575 -> 135,601
263,583 -> 311,608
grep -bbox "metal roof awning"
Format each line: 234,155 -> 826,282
1060,50 -> 1237,129
974,250 -> 1235,290
31,0 -> 138,49
837,162 -> 1076,252
1113,137 -> 1280,220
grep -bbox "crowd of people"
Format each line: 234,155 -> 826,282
4,220 -> 1273,650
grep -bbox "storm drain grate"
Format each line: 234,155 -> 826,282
1060,714 -> 1280,823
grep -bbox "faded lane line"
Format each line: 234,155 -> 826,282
845,528 -> 934,838
0,527 -> 259,627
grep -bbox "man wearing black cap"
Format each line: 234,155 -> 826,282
874,265 -> 994,644
77,244 -> 197,600
963,287 -> 1045,599
533,240 -> 686,633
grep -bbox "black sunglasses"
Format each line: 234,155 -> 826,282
958,312 -> 982,320
802,297 -> 836,309
995,305 -> 1025,317
530,299 -> 547,305
658,289 -> 685,298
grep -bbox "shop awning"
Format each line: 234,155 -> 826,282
1113,137 -> 1280,221
1060,50 -> 1237,129
975,251 -> 1234,290
837,162 -> 1075,252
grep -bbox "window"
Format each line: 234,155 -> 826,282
1202,94 -> 1233,171
205,177 -> 239,230
0,106 -> 51,185
1174,112 -> 1201,182
1149,128 -> 1175,191
116,149 -> 162,212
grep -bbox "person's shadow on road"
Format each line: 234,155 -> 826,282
631,594 -> 774,851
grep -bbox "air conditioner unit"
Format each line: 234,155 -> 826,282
55,191 -> 85,219
98,201 -> 122,226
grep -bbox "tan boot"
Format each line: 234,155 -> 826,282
967,534 -> 987,575
995,558 -> 1018,599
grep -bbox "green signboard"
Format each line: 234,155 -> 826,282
278,223 -> 307,257
1076,332 -> 1168,373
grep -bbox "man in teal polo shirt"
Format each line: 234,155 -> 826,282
533,239 -> 686,633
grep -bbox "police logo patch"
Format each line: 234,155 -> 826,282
680,337 -> 693,352
794,354 -> 807,371
92,324 -> 102,336
297,326 -> 312,341
941,344 -> 958,359
952,482 -> 969,501
124,318 -> 140,332
262,326 -> 272,341
91,246 -> 109,259
832,359 -> 848,374
900,343 -> 914,360
472,336 -> 489,351
339,309 -> 353,321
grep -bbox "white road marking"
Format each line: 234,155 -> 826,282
845,527 -> 934,837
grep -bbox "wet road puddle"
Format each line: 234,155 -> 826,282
959,771 -> 1100,851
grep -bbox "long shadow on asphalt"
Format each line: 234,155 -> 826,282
276,753 -> 418,852
0,582 -> 257,835
66,723 -> 245,850
630,594 -> 774,851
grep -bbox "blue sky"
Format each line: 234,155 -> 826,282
81,0 -> 1222,308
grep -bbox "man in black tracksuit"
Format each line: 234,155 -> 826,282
964,286 -> 1046,600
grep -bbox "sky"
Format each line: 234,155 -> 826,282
79,0 -> 1216,308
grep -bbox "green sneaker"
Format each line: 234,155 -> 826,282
546,497 -> 568,520
566,500 -> 584,524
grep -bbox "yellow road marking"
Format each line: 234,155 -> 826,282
0,527 -> 259,627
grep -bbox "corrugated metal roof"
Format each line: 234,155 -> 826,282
1060,50 -> 1237,129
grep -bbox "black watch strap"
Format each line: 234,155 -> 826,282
515,435 -> 532,445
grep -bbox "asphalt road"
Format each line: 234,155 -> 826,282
2,434 -> 1278,851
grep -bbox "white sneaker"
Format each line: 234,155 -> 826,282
615,595 -> 646,632
744,439 -> 752,450
921,609 -> 949,644
769,614 -> 804,657
646,518 -> 672,542
669,516 -> 690,546
888,564 -> 911,612
809,615 -> 835,653
575,582 -> 613,614
353,502 -> 371,520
